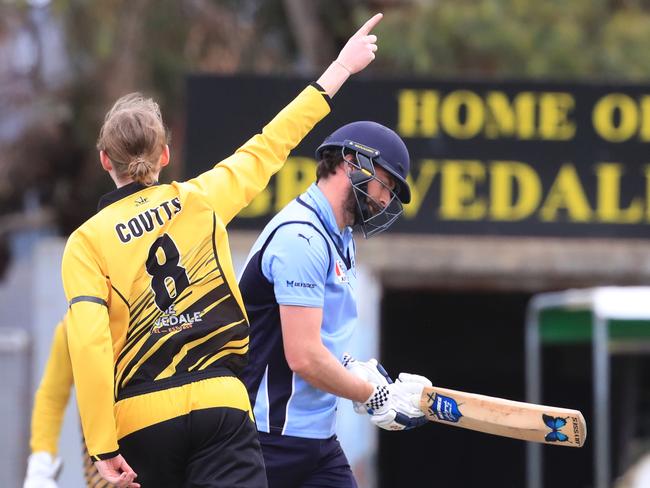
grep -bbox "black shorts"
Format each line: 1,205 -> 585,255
259,432 -> 357,488
119,406 -> 267,487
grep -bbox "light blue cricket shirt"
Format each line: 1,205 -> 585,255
239,183 -> 358,439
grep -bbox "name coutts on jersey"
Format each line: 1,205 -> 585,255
60,83 -> 331,457
92,184 -> 250,402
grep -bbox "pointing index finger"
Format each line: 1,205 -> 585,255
356,13 -> 383,37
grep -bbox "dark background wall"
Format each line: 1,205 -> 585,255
378,289 -> 594,487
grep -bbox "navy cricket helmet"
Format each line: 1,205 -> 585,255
315,121 -> 411,238
316,121 -> 411,203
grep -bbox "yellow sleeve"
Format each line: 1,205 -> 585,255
61,230 -> 118,460
185,83 -> 331,224
29,321 -> 73,455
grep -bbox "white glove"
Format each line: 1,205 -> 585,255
24,452 -> 62,488
397,372 -> 433,390
364,372 -> 432,431
342,352 -> 393,414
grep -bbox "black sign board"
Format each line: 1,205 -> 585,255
186,76 -> 650,238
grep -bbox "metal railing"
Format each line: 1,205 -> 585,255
0,327 -> 30,488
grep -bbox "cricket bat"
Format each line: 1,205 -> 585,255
419,386 -> 586,447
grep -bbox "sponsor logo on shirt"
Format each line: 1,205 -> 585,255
286,280 -> 317,288
297,233 -> 314,245
151,303 -> 202,334
334,259 -> 348,284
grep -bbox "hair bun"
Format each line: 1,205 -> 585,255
132,156 -> 148,165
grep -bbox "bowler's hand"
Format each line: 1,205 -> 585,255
335,13 -> 383,74
94,455 -> 140,488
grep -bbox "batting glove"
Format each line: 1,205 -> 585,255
364,372 -> 432,431
342,352 -> 393,414
24,452 -> 62,488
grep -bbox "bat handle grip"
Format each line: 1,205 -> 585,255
376,363 -> 394,384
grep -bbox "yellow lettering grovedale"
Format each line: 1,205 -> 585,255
239,157 -> 315,217
594,163 -> 643,223
439,160 -> 486,220
275,157 -> 316,211
403,160 -> 439,219
489,161 -> 541,220
540,164 -> 592,222
239,187 -> 271,217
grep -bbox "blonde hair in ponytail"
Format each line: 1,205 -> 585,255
128,156 -> 156,186
97,93 -> 169,186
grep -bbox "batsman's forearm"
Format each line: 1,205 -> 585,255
288,345 -> 374,403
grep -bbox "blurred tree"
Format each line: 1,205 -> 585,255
283,0 -> 336,73
3,0 -> 650,244
0,0 -> 360,235
1,0 -> 304,234
373,0 -> 650,79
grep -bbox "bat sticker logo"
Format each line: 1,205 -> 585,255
543,414 -> 569,442
429,393 -> 463,423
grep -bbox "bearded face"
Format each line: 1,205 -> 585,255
343,185 -> 358,227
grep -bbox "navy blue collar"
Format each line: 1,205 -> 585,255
97,181 -> 158,211
296,196 -> 352,269
304,184 -> 350,238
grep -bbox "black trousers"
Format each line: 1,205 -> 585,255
259,432 -> 357,488
119,407 -> 267,488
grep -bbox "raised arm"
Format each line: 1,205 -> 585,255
317,13 -> 382,98
185,13 -> 384,224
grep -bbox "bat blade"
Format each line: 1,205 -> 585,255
419,386 -> 586,447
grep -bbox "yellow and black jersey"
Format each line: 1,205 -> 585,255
82,443 -> 115,488
29,319 -> 115,487
61,83 -> 331,459
30,321 -> 73,456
